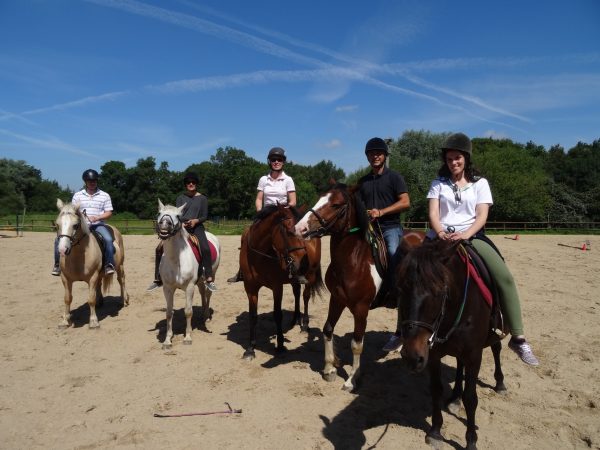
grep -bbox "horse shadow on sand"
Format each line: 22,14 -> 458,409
225,310 -> 501,450
68,295 -> 126,328
152,305 -> 214,343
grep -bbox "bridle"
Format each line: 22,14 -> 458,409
156,212 -> 182,240
56,211 -> 85,253
304,189 -> 351,238
248,213 -> 307,279
401,245 -> 471,349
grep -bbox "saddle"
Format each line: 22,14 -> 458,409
459,241 -> 505,335
186,235 -> 218,265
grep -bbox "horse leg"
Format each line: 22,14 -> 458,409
301,284 -> 310,333
243,288 -> 259,360
59,278 -> 74,328
183,284 -> 195,345
117,262 -> 129,306
322,297 -> 345,382
162,286 -> 176,349
198,283 -> 212,324
289,282 -> 301,329
87,274 -> 101,329
273,284 -> 286,354
463,354 -> 483,450
491,340 -> 507,392
448,358 -> 464,414
426,356 -> 445,447
342,303 -> 368,391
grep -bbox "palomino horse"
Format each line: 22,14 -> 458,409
398,239 -> 506,450
294,183 -> 424,390
55,199 -> 128,328
155,200 -> 220,349
240,204 -> 324,360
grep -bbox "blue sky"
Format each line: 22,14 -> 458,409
1,0 -> 599,190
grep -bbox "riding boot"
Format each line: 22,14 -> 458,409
147,246 -> 163,291
227,268 -> 243,283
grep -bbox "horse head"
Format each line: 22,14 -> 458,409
398,240 -> 458,372
295,184 -> 353,239
156,199 -> 186,240
55,199 -> 89,256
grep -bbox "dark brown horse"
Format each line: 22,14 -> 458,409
398,239 -> 507,450
240,203 -> 324,360
295,183 -> 424,390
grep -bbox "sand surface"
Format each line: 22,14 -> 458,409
0,232 -> 598,449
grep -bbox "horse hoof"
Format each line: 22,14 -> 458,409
89,322 -> 100,329
58,323 -> 70,329
425,434 -> 444,450
242,350 -> 255,361
495,383 -> 507,393
341,382 -> 355,392
447,399 -> 462,415
323,372 -> 337,382
300,325 -> 309,333
162,343 -> 172,350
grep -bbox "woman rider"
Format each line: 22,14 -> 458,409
227,147 -> 296,283
427,132 -> 539,366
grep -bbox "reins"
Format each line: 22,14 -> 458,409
402,243 -> 472,349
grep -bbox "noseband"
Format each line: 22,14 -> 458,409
156,213 -> 182,240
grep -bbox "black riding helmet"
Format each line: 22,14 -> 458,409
440,132 -> 472,156
364,137 -> 389,155
267,147 -> 287,162
183,172 -> 200,185
82,169 -> 99,181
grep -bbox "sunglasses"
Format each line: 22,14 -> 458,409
452,184 -> 462,204
270,158 -> 284,163
185,180 -> 197,185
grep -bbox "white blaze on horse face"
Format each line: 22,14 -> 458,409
295,193 -> 332,238
57,213 -> 73,255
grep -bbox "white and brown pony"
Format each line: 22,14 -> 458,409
155,200 -> 221,349
55,199 -> 128,328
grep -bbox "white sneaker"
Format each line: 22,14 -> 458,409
508,338 -> 539,366
206,281 -> 217,292
383,334 -> 403,352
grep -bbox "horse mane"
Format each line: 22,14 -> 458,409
398,239 -> 461,295
255,204 -> 302,222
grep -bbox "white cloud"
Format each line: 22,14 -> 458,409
322,139 -> 342,149
335,105 -> 358,113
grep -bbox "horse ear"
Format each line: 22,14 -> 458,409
328,178 -> 337,186
158,199 -> 164,210
57,199 -> 64,210
177,203 -> 187,215
73,202 -> 81,212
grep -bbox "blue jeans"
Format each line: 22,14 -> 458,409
53,223 -> 115,267
382,225 -> 403,270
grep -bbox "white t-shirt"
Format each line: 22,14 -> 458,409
426,177 -> 493,237
257,171 -> 295,206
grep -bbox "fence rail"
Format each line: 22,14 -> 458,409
2,218 -> 600,235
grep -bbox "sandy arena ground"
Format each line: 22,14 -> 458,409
0,232 -> 598,449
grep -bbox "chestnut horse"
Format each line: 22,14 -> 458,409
240,204 -> 324,360
295,183 -> 424,391
398,239 -> 507,450
55,199 -> 128,328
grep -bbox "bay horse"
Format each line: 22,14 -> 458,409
294,183 -> 424,391
397,239 -> 507,450
55,199 -> 129,328
155,200 -> 221,349
240,203 -> 324,360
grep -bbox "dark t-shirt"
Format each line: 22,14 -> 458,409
176,193 -> 208,230
358,168 -> 408,229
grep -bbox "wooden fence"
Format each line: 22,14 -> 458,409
2,218 -> 599,236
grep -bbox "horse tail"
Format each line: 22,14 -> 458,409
308,266 -> 326,300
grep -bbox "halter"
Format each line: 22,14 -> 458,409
248,213 -> 307,279
401,244 -> 471,349
156,212 -> 182,240
305,189 -> 351,238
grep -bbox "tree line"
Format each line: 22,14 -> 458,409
1,130 -> 599,223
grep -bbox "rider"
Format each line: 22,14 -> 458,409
148,172 -> 216,292
358,137 -> 411,352
51,169 -> 116,276
227,146 -> 296,283
427,132 -> 539,366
